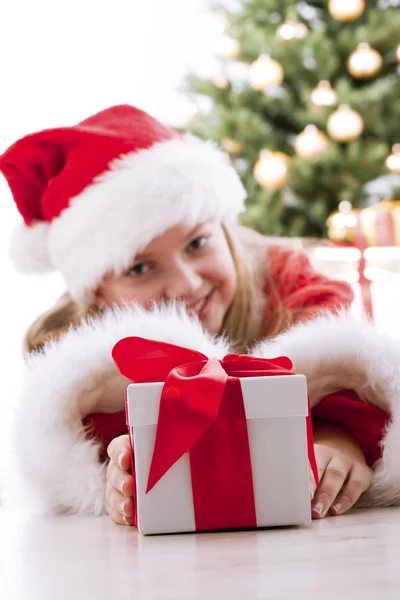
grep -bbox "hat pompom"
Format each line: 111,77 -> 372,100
9,221 -> 54,274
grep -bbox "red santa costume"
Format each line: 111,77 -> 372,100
1,105 -> 398,516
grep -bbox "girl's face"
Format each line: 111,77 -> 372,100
94,221 -> 237,334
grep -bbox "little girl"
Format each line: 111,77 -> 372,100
1,105 -> 399,527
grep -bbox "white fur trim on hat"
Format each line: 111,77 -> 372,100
9,221 -> 54,273
13,134 -> 245,303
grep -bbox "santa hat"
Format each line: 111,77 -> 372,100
0,105 -> 246,304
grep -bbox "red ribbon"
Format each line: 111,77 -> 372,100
375,209 -> 396,246
113,337 -> 317,531
354,218 -> 374,321
353,208 -> 398,321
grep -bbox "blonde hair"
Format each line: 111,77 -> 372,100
24,293 -> 99,354
219,225 -> 265,352
24,225 -> 264,355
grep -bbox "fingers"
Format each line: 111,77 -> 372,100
328,463 -> 373,516
105,483 -> 134,526
107,434 -> 131,470
309,463 -> 317,501
311,455 -> 348,519
106,461 -> 135,498
312,453 -> 373,519
107,508 -> 132,526
314,445 -> 331,483
106,435 -> 134,526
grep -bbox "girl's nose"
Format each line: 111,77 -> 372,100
163,263 -> 203,301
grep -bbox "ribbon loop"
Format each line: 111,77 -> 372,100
112,336 -> 208,383
146,358 -> 229,492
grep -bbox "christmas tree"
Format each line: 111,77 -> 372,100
182,0 -> 400,238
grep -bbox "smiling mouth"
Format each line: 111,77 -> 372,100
198,290 -> 214,321
188,290 -> 213,318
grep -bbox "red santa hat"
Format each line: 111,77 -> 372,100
0,105 -> 246,304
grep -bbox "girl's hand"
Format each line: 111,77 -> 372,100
105,435 -> 134,525
311,424 -> 373,519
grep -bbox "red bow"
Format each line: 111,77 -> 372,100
113,337 -> 316,531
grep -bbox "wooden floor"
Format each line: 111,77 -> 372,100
1,507 -> 399,599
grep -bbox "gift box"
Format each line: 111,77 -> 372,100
113,337 -> 317,535
307,244 -> 400,331
326,199 -> 400,248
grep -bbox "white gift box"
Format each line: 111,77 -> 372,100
126,374 -> 312,535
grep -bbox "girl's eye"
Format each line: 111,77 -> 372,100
188,235 -> 209,252
127,262 -> 151,277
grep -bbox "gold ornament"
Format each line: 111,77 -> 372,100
294,125 -> 329,159
177,95 -> 199,126
253,150 -> 290,190
310,81 -> 338,107
339,200 -> 353,212
221,138 -> 243,155
328,0 -> 365,22
213,73 -> 230,89
213,11 -> 228,35
216,35 -> 240,60
386,144 -> 400,174
326,202 -> 358,244
249,55 -> 284,91
276,20 -> 308,41
348,43 -> 383,79
327,105 -> 364,142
